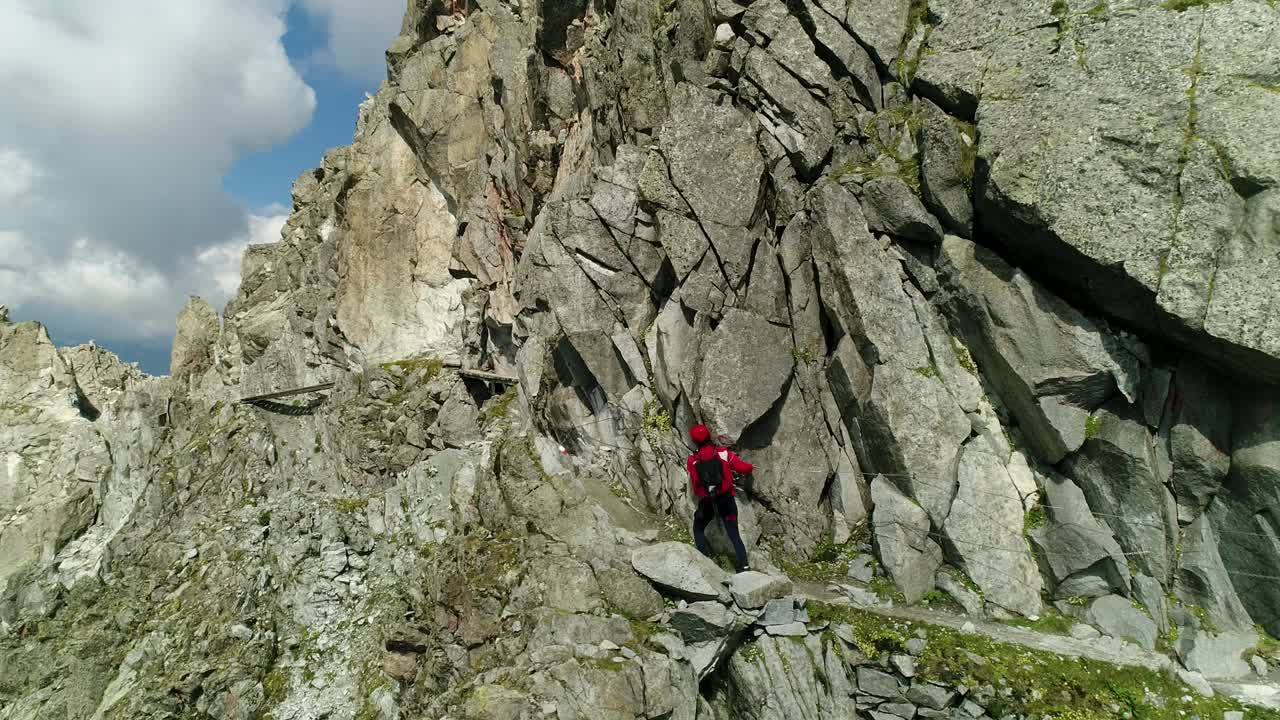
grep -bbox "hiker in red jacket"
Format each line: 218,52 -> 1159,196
686,424 -> 753,573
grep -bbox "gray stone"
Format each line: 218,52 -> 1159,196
891,653 -> 917,677
595,565 -> 666,622
1087,595 -> 1157,651
1253,656 -> 1269,678
758,598 -> 799,627
906,682 -> 955,710
880,702 -> 918,719
1066,400 -> 1177,583
813,0 -> 910,69
670,602 -> 738,644
848,555 -> 875,583
871,476 -> 943,604
688,636 -> 739,681
1211,386 -> 1280,638
858,666 -> 902,698
965,3 -> 1280,384
1131,576 -> 1166,637
764,621 -> 808,637
1174,513 -> 1255,633
1166,358 -> 1232,514
906,638 -> 928,656
741,47 -> 834,174
935,570 -> 983,617
860,175 -> 944,244
169,297 -> 220,382
1028,470 -> 1130,598
918,99 -> 974,237
697,309 -> 795,444
631,543 -> 730,601
1069,624 -> 1102,641
1177,669 -> 1215,698
1224,712 -> 1245,720
729,571 -> 793,610
654,83 -> 765,286
1178,629 -> 1259,680
938,236 -> 1142,464
944,442 -> 1043,617
862,361 -> 972,527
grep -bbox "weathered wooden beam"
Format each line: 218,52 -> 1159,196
237,365 -> 517,406
452,366 -> 519,385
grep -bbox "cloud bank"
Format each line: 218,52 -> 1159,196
0,0 -> 403,371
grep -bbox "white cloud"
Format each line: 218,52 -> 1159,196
0,0 -> 407,371
0,0 -> 315,355
298,0 -> 405,85
0,232 -> 175,339
0,207 -> 286,343
0,149 -> 39,201
194,206 -> 290,304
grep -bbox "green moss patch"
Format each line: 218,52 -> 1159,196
1084,415 -> 1103,439
480,386 -> 518,423
380,357 -> 445,378
779,536 -> 867,584
642,398 -> 672,445
1003,610 -> 1077,636
808,602 -> 1269,720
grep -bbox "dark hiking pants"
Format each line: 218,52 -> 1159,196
693,495 -> 749,572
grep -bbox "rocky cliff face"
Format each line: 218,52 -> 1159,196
4,0 -> 1280,718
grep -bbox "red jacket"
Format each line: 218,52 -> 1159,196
687,445 -> 753,499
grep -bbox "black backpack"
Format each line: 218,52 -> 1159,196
694,453 -> 727,496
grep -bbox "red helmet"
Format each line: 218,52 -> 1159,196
689,424 -> 711,445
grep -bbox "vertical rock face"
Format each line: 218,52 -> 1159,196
4,0 -> 1280,716
170,296 -> 220,382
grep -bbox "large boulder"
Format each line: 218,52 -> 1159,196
862,363 -> 972,526
651,83 -> 766,290
1164,358 -> 1233,516
1065,401 -> 1178,583
1087,595 -> 1157,651
696,308 -> 795,443
722,634 -> 858,719
740,47 -> 835,175
1029,471 -> 1130,600
169,297 -> 220,382
1211,387 -> 1280,637
631,542 -> 730,601
871,476 -> 943,603
939,235 -> 1142,464
860,175 -> 944,244
1177,629 -> 1261,680
333,112 -> 472,365
944,443 -> 1043,617
950,1 -> 1280,383
917,98 -> 975,237
1174,514 -> 1254,633
0,322 -> 111,600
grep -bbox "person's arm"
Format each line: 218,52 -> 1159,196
725,450 -> 753,475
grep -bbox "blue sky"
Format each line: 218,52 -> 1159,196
0,0 -> 405,375
226,5 -> 374,212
